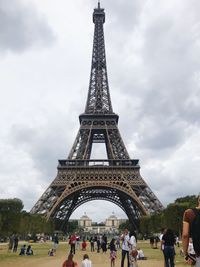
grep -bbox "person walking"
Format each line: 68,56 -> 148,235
182,194 -> 200,266
121,229 -> 130,267
161,228 -> 176,267
81,254 -> 92,267
62,253 -> 78,267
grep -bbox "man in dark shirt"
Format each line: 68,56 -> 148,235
182,194 -> 200,267
161,229 -> 176,267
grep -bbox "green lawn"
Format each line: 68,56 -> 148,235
0,240 -> 186,266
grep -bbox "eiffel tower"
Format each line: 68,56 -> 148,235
31,1 -> 163,229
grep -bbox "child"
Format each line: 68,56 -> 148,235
82,239 -> 87,251
48,248 -> 55,256
129,249 -> 138,267
137,248 -> 146,260
109,238 -> 117,267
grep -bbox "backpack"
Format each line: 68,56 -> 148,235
191,208 -> 200,253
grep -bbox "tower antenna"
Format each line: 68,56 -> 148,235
98,0 -> 100,9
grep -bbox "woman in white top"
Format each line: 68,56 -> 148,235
81,254 -> 92,267
121,229 -> 130,267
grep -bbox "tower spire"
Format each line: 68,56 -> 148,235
84,3 -> 113,115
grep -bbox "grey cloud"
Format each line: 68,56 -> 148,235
0,0 -> 55,53
9,116 -> 75,181
108,2 -> 200,154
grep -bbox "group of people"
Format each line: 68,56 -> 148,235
63,233 -> 143,267
120,229 -> 139,267
8,235 -> 33,256
19,244 -> 33,256
69,233 -> 109,254
8,234 -> 19,252
62,253 -> 92,267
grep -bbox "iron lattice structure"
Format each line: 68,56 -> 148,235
31,2 -> 163,230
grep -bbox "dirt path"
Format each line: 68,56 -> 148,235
0,255 -> 163,267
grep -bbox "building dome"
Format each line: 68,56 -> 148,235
80,213 -> 91,220
107,214 -> 117,220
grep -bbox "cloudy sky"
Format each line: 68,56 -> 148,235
0,0 -> 200,222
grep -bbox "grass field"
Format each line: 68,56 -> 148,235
0,240 -> 187,267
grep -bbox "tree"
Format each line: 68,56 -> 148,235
119,220 -> 131,232
175,195 -> 197,207
163,203 -> 188,235
0,198 -> 23,235
65,220 -> 78,235
19,212 -> 54,238
139,215 -> 151,236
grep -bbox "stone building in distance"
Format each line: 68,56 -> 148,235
78,212 -> 126,234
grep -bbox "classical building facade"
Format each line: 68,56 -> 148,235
78,213 -> 125,234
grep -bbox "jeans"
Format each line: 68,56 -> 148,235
163,246 -> 175,267
196,256 -> 200,267
121,249 -> 130,267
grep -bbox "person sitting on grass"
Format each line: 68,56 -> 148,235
19,244 -> 26,256
137,248 -> 147,260
82,240 -> 87,251
26,245 -> 33,255
48,248 -> 55,256
62,253 -> 78,267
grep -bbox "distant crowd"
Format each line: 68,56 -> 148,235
4,195 -> 200,267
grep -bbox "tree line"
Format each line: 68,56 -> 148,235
0,195 -> 198,239
0,198 -> 54,239
139,195 -> 197,237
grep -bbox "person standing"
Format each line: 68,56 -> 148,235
121,229 -> 130,267
53,234 -> 59,252
90,236 -> 95,252
76,235 -> 80,250
81,254 -> 92,267
161,228 -> 176,267
101,234 -> 107,253
69,233 -> 77,254
109,238 -> 117,267
182,194 -> 200,266
8,235 -> 14,252
97,237 -> 101,253
13,235 -> 19,252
